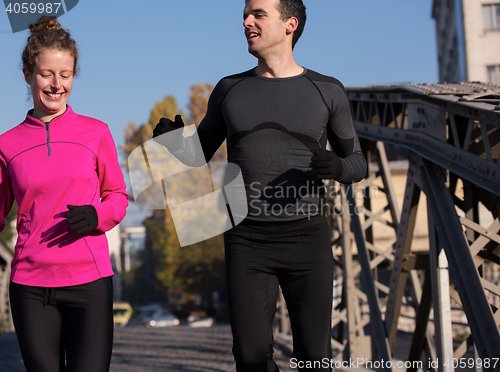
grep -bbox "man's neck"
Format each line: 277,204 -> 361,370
255,54 -> 303,78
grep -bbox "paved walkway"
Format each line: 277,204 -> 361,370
1,323 -> 473,372
0,331 -> 23,372
0,324 -> 295,372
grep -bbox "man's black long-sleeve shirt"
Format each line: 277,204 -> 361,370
173,68 -> 366,222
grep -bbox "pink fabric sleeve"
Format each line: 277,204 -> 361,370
94,128 -> 129,232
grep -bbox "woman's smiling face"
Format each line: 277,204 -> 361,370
24,48 -> 74,122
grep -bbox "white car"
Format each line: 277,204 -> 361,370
136,305 -> 180,328
187,315 -> 214,328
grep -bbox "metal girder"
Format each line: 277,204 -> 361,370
329,141 -> 404,367
420,159 -> 500,362
353,121 -> 500,197
406,268 -> 433,372
383,160 -> 421,350
348,83 -> 500,197
426,209 -> 454,372
348,82 -> 500,125
340,184 -> 370,361
345,184 -> 392,369
331,144 -> 500,369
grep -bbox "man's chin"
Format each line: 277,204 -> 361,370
247,47 -> 260,58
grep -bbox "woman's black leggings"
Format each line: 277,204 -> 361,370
224,218 -> 334,372
9,276 -> 114,372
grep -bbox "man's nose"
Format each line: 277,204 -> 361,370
243,16 -> 254,28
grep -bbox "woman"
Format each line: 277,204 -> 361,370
0,16 -> 128,371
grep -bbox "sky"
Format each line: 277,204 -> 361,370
0,0 -> 438,225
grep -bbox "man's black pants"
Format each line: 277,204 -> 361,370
224,217 -> 333,372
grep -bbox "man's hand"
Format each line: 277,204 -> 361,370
152,114 -> 184,147
66,205 -> 98,234
310,148 -> 344,180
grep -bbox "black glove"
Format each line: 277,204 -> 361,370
152,114 -> 184,147
66,205 -> 98,234
310,148 -> 344,180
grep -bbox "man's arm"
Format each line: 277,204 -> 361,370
326,83 -> 367,184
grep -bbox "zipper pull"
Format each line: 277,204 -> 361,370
45,122 -> 51,157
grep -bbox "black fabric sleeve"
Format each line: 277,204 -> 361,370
326,83 -> 366,183
328,127 -> 367,184
196,81 -> 229,163
304,70 -> 366,183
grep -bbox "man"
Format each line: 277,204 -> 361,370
153,0 -> 366,370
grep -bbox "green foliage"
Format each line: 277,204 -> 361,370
158,232 -> 225,304
141,205 -> 225,306
121,256 -> 146,305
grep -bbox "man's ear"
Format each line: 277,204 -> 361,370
286,17 -> 299,35
23,68 -> 32,85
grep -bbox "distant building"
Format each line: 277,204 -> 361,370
106,225 -> 124,301
432,0 -> 500,83
107,225 -> 146,301
120,226 -> 146,272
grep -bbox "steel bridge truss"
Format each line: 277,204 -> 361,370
328,82 -> 500,371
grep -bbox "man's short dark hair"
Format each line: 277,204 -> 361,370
277,0 -> 306,49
